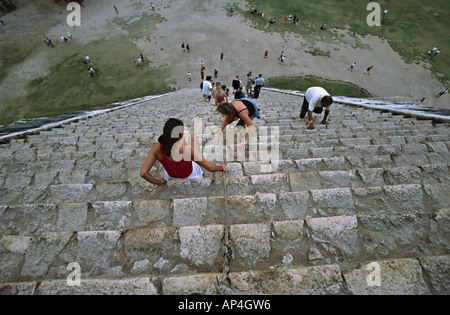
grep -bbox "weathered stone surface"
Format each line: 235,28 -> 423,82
50,184 -> 94,203
311,188 -> 355,209
179,225 -> 224,266
289,172 -> 321,191
173,198 -> 207,226
229,265 -> 345,295
306,216 -> 358,261
36,277 -> 158,295
76,231 -> 121,277
57,203 -> 88,232
133,199 -> 170,227
21,232 -> 73,279
0,282 -> 36,295
278,191 -> 310,220
383,184 -> 423,211
343,259 -> 431,295
418,255 -> 450,295
1,88 -> 449,294
162,273 -> 220,295
229,223 -> 271,267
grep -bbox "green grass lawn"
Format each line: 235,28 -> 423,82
241,0 -> 449,85
0,15 -> 171,126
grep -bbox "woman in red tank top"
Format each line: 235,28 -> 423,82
140,118 -> 226,185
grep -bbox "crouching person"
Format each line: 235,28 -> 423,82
300,87 -> 333,130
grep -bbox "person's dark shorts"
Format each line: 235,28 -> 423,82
300,98 -> 323,119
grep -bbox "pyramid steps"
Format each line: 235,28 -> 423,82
0,88 -> 449,294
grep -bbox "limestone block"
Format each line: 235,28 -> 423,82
278,191 -> 310,220
311,188 -> 355,209
229,223 -> 271,267
57,203 -> 88,232
122,227 -> 176,265
295,158 -> 323,172
306,216 -> 358,261
36,277 -> 158,295
343,258 -> 430,295
21,232 -> 73,279
385,167 -> 422,185
289,172 -> 321,192
319,170 -> 361,189
419,255 -> 450,295
179,225 -> 224,266
225,163 -> 243,177
163,273 -> 220,295
383,184 -> 423,211
424,183 -> 450,209
250,174 -> 289,193
50,184 -> 94,204
229,265 -> 344,295
76,231 -> 121,277
88,201 -> 132,230
172,198 -> 207,226
133,199 -> 170,227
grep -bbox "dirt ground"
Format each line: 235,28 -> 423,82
0,0 -> 448,116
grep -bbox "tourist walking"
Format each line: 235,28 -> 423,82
365,66 -> 373,75
202,76 -> 213,101
436,88 -> 448,98
348,62 -> 356,72
232,76 -> 241,92
215,85 -> 228,106
253,74 -> 265,99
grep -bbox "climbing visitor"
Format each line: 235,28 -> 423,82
253,74 -> 265,99
214,85 -> 228,106
299,86 -> 333,130
140,118 -> 225,185
202,75 -> 213,101
232,76 -> 241,93
216,98 -> 260,150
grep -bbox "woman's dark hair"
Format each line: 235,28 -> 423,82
158,118 -> 184,157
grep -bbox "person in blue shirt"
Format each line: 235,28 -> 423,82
253,74 -> 265,99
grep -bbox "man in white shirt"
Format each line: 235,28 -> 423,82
300,87 -> 333,130
202,76 -> 213,101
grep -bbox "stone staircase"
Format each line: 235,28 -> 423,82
0,88 -> 449,295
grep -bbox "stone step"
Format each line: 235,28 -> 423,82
1,88 -> 449,295
2,182 -> 448,236
1,248 -> 448,295
1,212 -> 448,283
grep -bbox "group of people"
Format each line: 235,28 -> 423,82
348,62 -> 374,75
132,53 -> 145,67
81,55 -> 96,77
140,85 -> 332,184
427,46 -> 441,57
